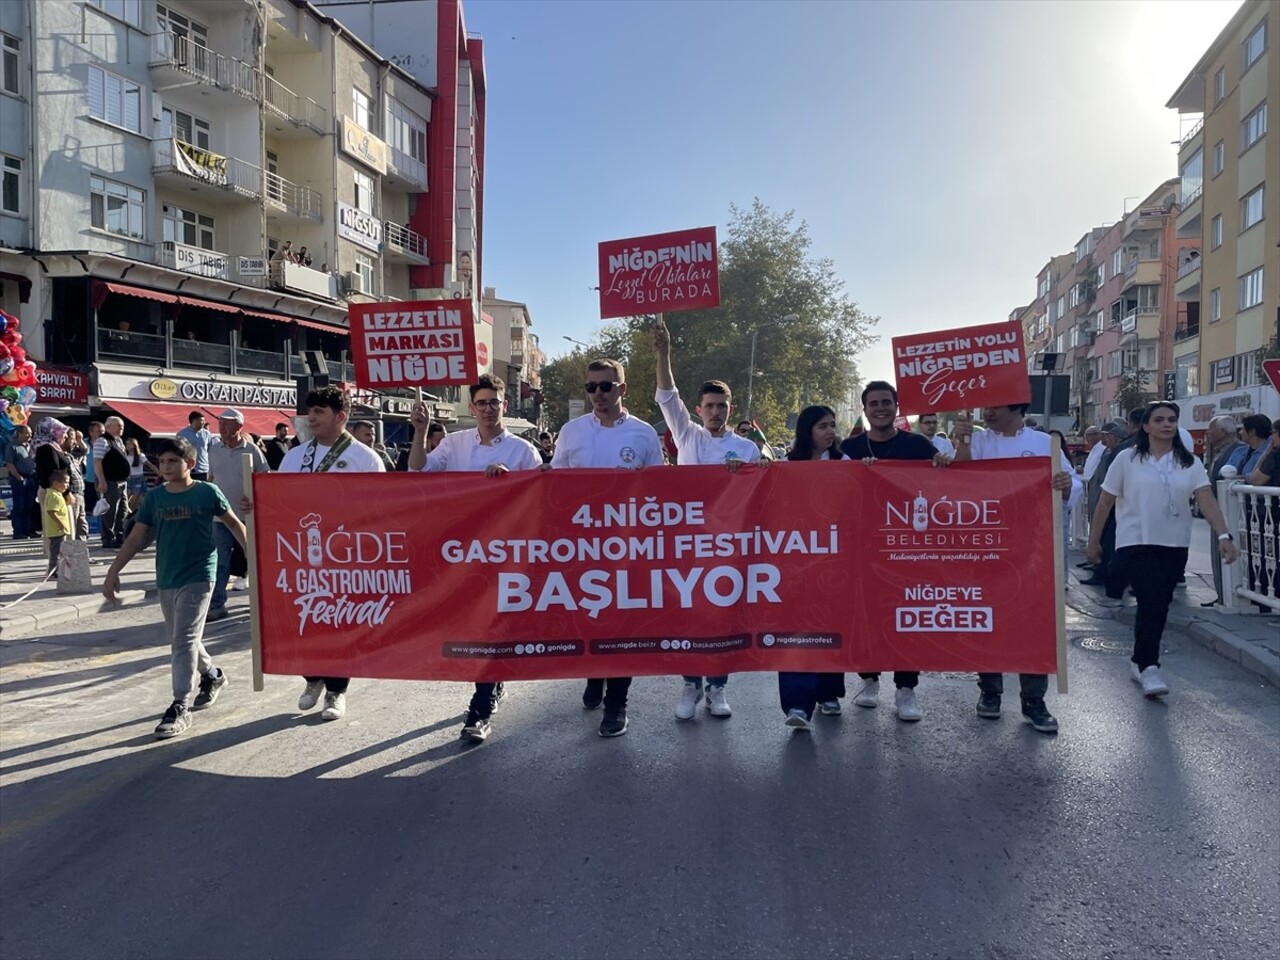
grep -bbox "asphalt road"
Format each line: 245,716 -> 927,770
1,593 -> 1277,960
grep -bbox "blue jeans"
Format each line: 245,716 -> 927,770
8,475 -> 36,537
777,672 -> 845,720
211,522 -> 235,612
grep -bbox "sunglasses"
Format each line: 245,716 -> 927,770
472,399 -> 502,409
584,381 -> 617,394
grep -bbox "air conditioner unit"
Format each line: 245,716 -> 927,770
343,271 -> 367,295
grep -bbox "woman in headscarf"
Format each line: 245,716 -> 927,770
32,417 -> 81,544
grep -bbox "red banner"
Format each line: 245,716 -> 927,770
250,461 -> 1060,682
892,320 -> 1030,415
35,366 -> 90,406
598,227 -> 720,319
347,299 -> 477,390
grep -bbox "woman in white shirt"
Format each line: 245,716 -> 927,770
1087,401 -> 1237,699
777,405 -> 847,730
124,437 -> 157,496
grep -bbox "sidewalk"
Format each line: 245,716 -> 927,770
0,538 -> 159,639
1065,542 -> 1280,688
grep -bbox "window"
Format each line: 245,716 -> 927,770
1240,185 -> 1264,231
1096,263 -> 1105,286
1,34 -> 18,96
1136,285 -> 1159,313
1238,267 -> 1264,310
1236,351 -> 1260,387
87,66 -> 141,134
1144,237 -> 1160,260
1056,295 -> 1064,319
1242,18 -> 1267,71
1211,215 -> 1223,248
353,169 -> 375,215
87,0 -> 142,27
1214,67 -> 1226,103
1095,310 -> 1106,333
1212,140 -> 1225,176
385,98 -> 427,164
1,155 -> 19,214
1241,102 -> 1267,151
89,175 -> 145,239
352,88 -> 371,131
156,4 -> 208,46
354,251 -> 375,294
1110,250 -> 1122,277
1107,350 -> 1123,378
1180,147 -> 1203,203
160,108 -> 210,149
162,204 -> 214,249
1210,288 -> 1221,322
1069,285 -> 1080,308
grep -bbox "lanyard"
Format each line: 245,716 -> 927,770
300,432 -> 354,474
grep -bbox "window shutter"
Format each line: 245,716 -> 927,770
124,83 -> 140,133
87,65 -> 104,119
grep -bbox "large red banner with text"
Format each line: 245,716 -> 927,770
251,461 -> 1060,681
598,227 -> 720,319
348,299 -> 477,390
892,320 -> 1030,415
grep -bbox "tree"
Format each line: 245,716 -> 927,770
538,347 -> 591,432
1115,367 -> 1155,416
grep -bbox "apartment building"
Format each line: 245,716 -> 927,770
0,0 -> 487,437
1168,0 -> 1279,429
482,286 -> 543,429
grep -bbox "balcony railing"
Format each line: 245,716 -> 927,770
159,241 -> 230,280
153,138 -> 261,198
1183,184 -> 1203,206
1122,309 -> 1138,333
97,328 -> 167,363
264,171 -> 323,221
1177,254 -> 1202,280
1174,321 -> 1201,342
150,32 -> 258,100
1180,117 -> 1204,147
172,336 -> 233,370
263,74 -> 329,135
1125,259 -> 1138,279
387,146 -> 427,188
236,345 -> 288,377
383,220 -> 428,260
270,260 -> 337,299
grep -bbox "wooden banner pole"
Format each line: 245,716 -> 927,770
242,456 -> 264,692
1051,436 -> 1069,695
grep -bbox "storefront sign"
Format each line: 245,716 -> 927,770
238,257 -> 267,277
144,375 -> 293,407
348,300 -> 478,389
35,367 -> 89,406
149,378 -> 178,400
1187,385 -> 1279,424
892,321 -> 1030,415
251,460 -> 1061,682
341,117 -> 387,175
337,201 -> 383,253
1212,357 -> 1235,385
598,226 -> 720,319
163,241 -> 228,280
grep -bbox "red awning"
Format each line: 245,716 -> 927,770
103,399 -> 196,437
176,294 -> 240,316
203,406 -> 296,439
94,281 -> 180,308
239,307 -> 287,322
288,315 -> 347,333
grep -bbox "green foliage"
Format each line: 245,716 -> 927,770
541,199 -> 878,442
1115,367 -> 1155,415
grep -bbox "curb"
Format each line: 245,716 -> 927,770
0,586 -> 158,640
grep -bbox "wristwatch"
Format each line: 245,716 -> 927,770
1217,533 -> 1233,541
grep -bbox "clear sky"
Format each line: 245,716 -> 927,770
463,0 -> 1240,385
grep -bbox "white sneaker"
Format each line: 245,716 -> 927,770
298,679 -> 325,711
854,679 -> 880,708
1138,666 -> 1169,699
674,681 -> 702,721
232,577 -> 248,591
1130,662 -> 1143,685
895,687 -> 924,721
320,691 -> 347,720
784,708 -> 810,730
706,684 -> 732,718
818,700 -> 842,716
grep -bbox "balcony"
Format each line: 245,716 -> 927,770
149,32 -> 258,103
1174,319 -> 1201,343
270,260 -> 337,300
97,328 -> 167,364
1175,252 -> 1201,302
153,138 -> 260,201
265,171 -> 323,223
1123,207 -> 1168,239
234,344 -> 288,377
263,74 -> 329,138
1121,307 -> 1160,338
383,220 -> 428,264
158,241 -> 230,280
1121,257 -> 1162,291
289,354 -> 354,382
385,146 -> 428,191
172,335 -> 233,371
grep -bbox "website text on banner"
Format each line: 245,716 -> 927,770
892,320 -> 1030,415
250,460 -> 1060,682
598,226 -> 720,319
347,299 -> 478,389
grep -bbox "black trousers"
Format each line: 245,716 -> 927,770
858,671 -> 919,689
777,672 -> 845,719
304,676 -> 350,694
584,677 -> 632,710
1119,545 -> 1187,669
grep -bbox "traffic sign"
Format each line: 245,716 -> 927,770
1263,358 -> 1280,393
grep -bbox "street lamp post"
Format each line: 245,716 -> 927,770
563,335 -> 592,350
746,314 -> 798,421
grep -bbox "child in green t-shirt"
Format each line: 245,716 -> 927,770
104,437 -> 248,740
43,470 -> 73,575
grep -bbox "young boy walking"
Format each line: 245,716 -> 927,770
104,437 -> 247,739
43,470 -> 73,575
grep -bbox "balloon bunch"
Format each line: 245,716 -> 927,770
0,309 -> 39,436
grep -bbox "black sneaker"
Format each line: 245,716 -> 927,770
461,713 -> 491,742
1021,699 -> 1059,734
206,607 -> 229,623
192,669 -> 228,711
598,708 -> 628,737
582,679 -> 604,710
489,682 -> 507,713
154,701 -> 191,739
976,693 -> 1002,719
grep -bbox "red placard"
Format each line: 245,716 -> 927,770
34,366 -> 90,406
250,460 -> 1059,682
598,226 -> 720,319
892,320 -> 1030,415
1263,358 -> 1280,394
347,299 -> 477,389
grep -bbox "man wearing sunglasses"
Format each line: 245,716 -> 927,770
409,373 -> 542,744
551,358 -> 664,737
653,317 -> 760,723
916,412 -> 954,457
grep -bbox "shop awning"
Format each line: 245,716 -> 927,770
288,315 -> 347,333
94,281 -> 180,308
103,399 -> 193,437
176,293 -> 239,315
202,406 -> 297,439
